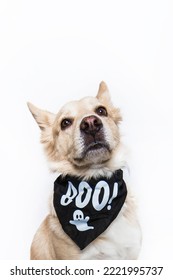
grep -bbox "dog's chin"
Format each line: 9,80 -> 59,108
73,143 -> 111,167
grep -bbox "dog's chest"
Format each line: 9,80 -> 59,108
79,214 -> 141,260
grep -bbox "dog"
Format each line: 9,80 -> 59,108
28,81 -> 141,259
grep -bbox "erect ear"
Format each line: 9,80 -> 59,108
97,81 -> 122,124
96,81 -> 111,104
27,102 -> 56,130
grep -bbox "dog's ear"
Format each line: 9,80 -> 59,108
96,81 -> 111,104
27,102 -> 55,130
97,82 -> 122,124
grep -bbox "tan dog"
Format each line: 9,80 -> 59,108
28,82 -> 141,259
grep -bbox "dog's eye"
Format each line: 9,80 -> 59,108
95,106 -> 108,117
61,118 -> 73,130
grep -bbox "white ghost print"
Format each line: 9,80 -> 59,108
69,210 -> 94,231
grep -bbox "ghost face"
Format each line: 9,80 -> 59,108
73,210 -> 84,221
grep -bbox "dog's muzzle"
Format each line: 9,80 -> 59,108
80,115 -> 110,154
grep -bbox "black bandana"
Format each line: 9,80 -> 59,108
53,169 -> 127,250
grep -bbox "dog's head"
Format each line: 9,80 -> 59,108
28,82 -> 122,177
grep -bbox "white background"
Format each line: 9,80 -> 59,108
0,0 -> 173,260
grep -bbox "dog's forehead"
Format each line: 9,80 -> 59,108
58,96 -> 100,116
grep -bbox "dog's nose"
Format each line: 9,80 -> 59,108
80,115 -> 103,135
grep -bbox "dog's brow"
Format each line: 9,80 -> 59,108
57,97 -> 101,122
59,101 -> 79,115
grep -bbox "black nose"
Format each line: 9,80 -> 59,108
80,115 -> 103,135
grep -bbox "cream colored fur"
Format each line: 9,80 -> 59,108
28,82 -> 142,259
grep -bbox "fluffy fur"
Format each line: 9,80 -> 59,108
28,81 -> 141,259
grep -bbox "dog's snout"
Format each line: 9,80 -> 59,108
80,115 -> 103,135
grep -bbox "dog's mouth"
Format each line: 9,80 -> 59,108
73,140 -> 111,165
73,124 -> 112,166
84,142 -> 110,154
